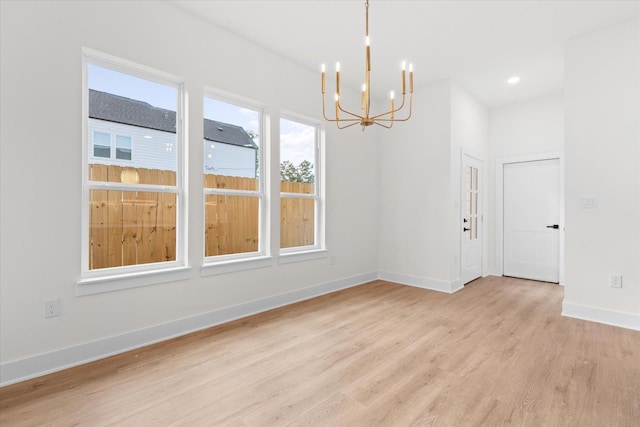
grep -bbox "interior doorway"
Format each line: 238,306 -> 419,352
496,153 -> 564,284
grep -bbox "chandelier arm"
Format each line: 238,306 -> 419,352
371,94 -> 412,121
395,95 -> 413,121
327,118 -> 361,123
323,115 -> 361,123
324,117 -> 361,123
337,121 -> 363,129
337,100 -> 366,120
323,116 -> 361,123
321,94 -> 332,122
373,112 -> 413,122
369,94 -> 407,120
374,110 -> 413,122
322,94 -> 361,122
373,121 -> 393,129
375,116 -> 411,123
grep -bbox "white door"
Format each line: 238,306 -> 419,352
503,159 -> 560,283
461,155 -> 482,285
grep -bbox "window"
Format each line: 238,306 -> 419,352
91,132 -> 132,161
280,116 -> 323,253
202,94 -> 265,265
80,50 -> 188,294
93,131 -> 111,158
116,135 -> 132,160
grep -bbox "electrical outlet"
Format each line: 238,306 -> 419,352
45,299 -> 61,318
609,274 -> 623,288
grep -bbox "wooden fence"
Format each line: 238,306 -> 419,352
89,165 -> 177,270
280,180 -> 315,250
89,164 -> 314,269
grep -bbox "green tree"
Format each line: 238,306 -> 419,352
280,160 -> 314,183
298,160 -> 315,184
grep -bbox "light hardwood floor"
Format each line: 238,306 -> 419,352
1,277 -> 639,426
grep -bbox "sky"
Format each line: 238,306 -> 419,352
279,118 -> 316,168
89,64 -> 315,168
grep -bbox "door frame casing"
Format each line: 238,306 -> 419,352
495,151 -> 564,285
460,150 -> 485,285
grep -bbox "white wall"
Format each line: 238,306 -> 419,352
488,94 -> 564,274
377,81 -> 453,287
0,0 -> 379,383
489,94 -> 564,158
377,80 -> 488,290
563,18 -> 640,329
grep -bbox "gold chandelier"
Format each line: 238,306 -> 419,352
321,0 -> 414,131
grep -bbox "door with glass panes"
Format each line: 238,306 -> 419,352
461,155 -> 482,285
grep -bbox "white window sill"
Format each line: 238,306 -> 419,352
201,255 -> 274,276
278,249 -> 328,264
77,266 -> 192,296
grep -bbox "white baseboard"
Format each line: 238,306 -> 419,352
0,272 -> 378,387
562,300 -> 640,331
378,271 -> 463,294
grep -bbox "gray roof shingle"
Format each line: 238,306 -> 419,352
89,89 -> 257,149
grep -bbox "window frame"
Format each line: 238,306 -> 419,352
278,112 -> 326,262
201,89 -> 271,276
78,49 -> 190,296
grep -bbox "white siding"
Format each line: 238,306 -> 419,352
89,118 -> 177,171
204,141 -> 256,178
89,118 -> 256,177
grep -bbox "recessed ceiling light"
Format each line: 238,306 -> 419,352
507,76 -> 521,85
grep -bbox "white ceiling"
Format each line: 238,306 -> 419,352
169,0 -> 639,108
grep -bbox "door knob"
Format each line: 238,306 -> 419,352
546,224 -> 559,229
463,227 -> 470,232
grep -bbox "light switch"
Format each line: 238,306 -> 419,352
579,196 -> 598,208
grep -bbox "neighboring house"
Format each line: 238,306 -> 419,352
89,89 -> 258,178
